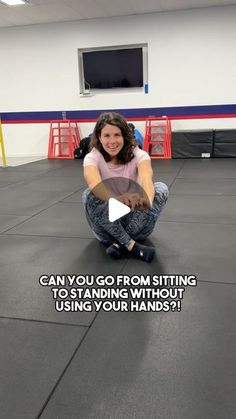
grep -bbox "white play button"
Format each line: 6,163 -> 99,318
108,197 -> 130,222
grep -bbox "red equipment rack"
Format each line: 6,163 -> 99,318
48,120 -> 80,159
143,116 -> 172,159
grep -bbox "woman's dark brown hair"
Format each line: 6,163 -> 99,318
90,112 -> 135,163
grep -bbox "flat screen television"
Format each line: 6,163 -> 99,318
82,47 -> 143,90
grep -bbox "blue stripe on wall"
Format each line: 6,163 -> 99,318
1,104 -> 236,122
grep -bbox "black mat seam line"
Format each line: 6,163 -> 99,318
0,233 -> 101,239
59,200 -> 83,204
0,315 -> 89,328
119,262 -> 236,286
167,159 -> 188,190
157,220 -> 236,226
0,213 -> 36,217
58,196 -> 84,203
35,263 -> 126,419
0,181 -> 39,190
0,200 -> 85,234
35,319 -> 99,419
60,201 -> 83,204
0,184 -> 83,197
167,193 -> 236,198
170,193 -> 236,197
176,176 -> 236,180
1,220 -> 236,239
0,198 -> 83,216
0,171 -> 59,188
192,279 -> 236,286
2,220 -> 236,239
0,174 -> 48,188
0,213 -> 31,218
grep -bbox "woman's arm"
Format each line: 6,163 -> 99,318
84,165 -> 114,201
137,159 -> 155,207
84,165 -> 143,209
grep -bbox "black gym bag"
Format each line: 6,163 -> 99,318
74,135 -> 92,159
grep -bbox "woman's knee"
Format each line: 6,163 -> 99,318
153,182 -> 169,207
154,182 -> 169,199
131,222 -> 156,242
82,189 -> 108,220
124,210 -> 155,238
82,188 -> 90,207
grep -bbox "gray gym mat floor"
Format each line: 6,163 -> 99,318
0,158 -> 236,419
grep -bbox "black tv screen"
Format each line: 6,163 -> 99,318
82,48 -> 143,89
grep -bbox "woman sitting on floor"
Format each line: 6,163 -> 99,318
82,112 -> 168,262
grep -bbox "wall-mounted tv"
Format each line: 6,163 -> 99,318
78,44 -> 147,94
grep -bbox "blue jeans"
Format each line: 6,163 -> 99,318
82,182 -> 169,247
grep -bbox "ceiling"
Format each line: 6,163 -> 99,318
0,0 -> 236,28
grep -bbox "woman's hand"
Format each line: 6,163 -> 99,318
118,193 -> 150,210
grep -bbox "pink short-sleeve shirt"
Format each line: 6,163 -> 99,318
84,146 -> 150,182
83,146 -> 150,195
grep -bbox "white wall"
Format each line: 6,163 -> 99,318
1,5 -> 236,157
